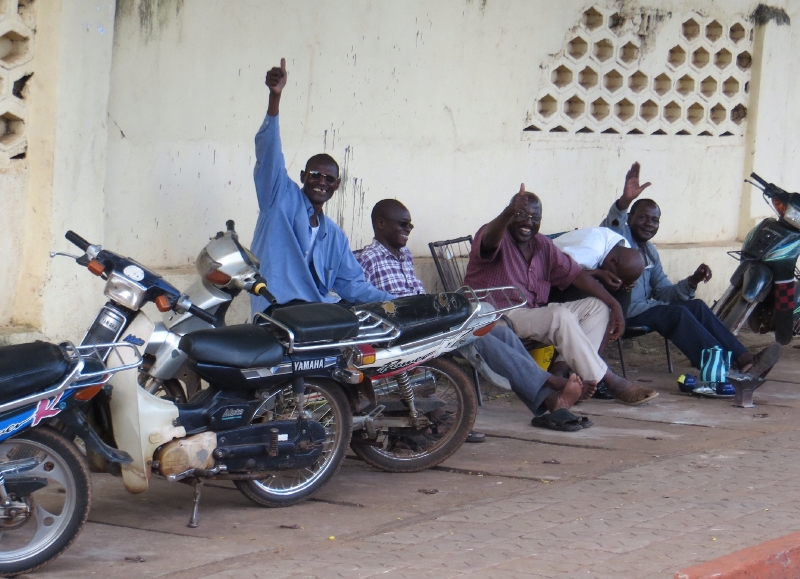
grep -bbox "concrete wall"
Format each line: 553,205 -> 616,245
3,0 -> 799,341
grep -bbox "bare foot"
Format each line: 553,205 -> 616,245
577,378 -> 596,401
544,373 -> 582,411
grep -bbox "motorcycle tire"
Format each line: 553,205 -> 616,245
351,356 -> 477,474
0,427 -> 92,577
235,379 -> 352,508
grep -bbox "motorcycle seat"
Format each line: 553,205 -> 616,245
269,303 -> 360,343
0,342 -> 71,405
179,325 -> 284,368
358,293 -> 472,345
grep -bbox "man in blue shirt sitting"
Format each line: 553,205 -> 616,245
250,58 -> 393,314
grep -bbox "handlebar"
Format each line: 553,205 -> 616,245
252,277 -> 278,305
65,230 -> 91,252
226,220 -> 235,231
188,304 -> 218,325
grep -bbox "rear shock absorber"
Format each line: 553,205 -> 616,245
397,371 -> 420,427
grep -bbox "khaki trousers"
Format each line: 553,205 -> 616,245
505,297 -> 609,383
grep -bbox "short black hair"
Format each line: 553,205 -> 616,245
630,198 -> 659,215
305,153 -> 340,175
371,199 -> 407,225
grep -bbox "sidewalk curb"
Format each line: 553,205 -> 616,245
675,531 -> 800,579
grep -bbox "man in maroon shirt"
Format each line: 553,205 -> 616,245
464,185 -> 658,405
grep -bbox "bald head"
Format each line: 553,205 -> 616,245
371,199 -> 413,256
602,245 -> 645,289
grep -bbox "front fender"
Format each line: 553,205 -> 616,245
741,262 -> 773,303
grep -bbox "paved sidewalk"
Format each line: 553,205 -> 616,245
31,332 -> 800,579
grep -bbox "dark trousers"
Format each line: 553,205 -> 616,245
627,299 -> 747,370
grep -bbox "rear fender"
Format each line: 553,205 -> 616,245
742,262 -> 773,303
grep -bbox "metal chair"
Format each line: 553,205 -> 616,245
616,326 -> 673,378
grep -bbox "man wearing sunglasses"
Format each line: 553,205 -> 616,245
250,58 -> 393,313
464,185 -> 659,406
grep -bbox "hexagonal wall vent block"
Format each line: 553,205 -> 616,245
538,95 -> 558,118
730,23 -> 746,43
603,69 -> 623,93
722,77 -> 739,98
700,76 -> 717,98
731,104 -> 747,124
677,74 -> 695,96
654,73 -> 671,96
590,98 -> 610,121
608,13 -> 625,34
706,20 -> 723,42
682,19 -> 700,41
710,103 -> 726,124
640,100 -> 658,122
551,65 -> 574,88
692,48 -> 710,69
629,71 -> 647,93
593,39 -> 614,63
663,101 -> 681,123
0,111 -> 24,147
715,49 -> 732,69
619,42 -> 639,65
737,51 -> 752,70
687,103 -> 704,124
549,126 -> 568,133
564,95 -> 586,119
578,66 -> 598,90
668,45 -> 687,68
0,30 -> 31,69
567,37 -> 589,60
614,98 -> 634,122
582,7 -> 603,31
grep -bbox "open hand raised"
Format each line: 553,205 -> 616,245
265,58 -> 288,95
620,162 -> 651,209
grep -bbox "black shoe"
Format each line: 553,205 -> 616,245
465,431 -> 486,443
591,381 -> 614,400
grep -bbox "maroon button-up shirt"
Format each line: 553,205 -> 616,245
464,226 -> 582,308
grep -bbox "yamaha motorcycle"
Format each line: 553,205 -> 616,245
713,172 -> 800,344
133,221 -> 524,474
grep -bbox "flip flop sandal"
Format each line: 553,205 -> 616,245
614,385 -> 659,406
531,408 -> 582,432
578,416 -> 593,429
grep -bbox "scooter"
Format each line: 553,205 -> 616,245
132,221 -> 525,474
712,172 -> 800,344
0,339 -> 140,576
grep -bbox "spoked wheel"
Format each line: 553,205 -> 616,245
0,428 -> 91,577
351,356 -> 477,473
235,380 -> 352,507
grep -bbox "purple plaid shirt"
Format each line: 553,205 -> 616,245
355,239 -> 426,298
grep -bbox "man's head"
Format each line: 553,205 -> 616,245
300,154 -> 341,208
601,244 -> 645,291
508,192 -> 542,244
628,199 -> 661,244
372,199 -> 413,254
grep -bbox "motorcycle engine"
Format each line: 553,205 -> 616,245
154,431 -> 217,477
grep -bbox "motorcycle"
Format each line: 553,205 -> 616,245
0,339 -> 140,576
712,172 -> 800,344
132,221 -> 525,474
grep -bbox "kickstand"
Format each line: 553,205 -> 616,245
188,479 -> 204,528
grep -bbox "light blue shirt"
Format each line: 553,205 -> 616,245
250,112 -> 393,313
600,202 -> 695,318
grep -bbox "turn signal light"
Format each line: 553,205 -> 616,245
155,295 -> 171,312
74,384 -> 105,400
773,198 -> 788,217
473,321 -> 497,337
356,344 -> 376,365
205,269 -> 232,285
87,260 -> 105,276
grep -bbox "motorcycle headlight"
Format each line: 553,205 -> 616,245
104,272 -> 147,310
783,204 -> 800,230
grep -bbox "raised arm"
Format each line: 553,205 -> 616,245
601,162 -> 650,232
481,184 -> 530,256
253,58 -> 291,210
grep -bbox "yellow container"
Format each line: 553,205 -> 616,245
529,345 -> 555,371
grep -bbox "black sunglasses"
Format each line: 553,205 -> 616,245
307,171 -> 338,184
392,219 -> 414,230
